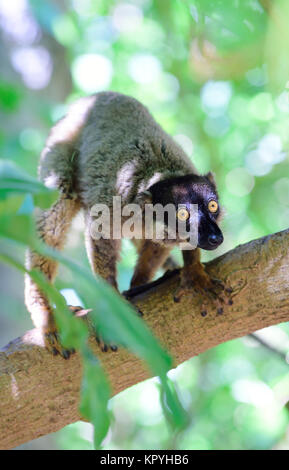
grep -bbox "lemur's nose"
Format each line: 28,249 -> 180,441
208,233 -> 223,247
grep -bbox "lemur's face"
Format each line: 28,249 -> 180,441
146,173 -> 223,250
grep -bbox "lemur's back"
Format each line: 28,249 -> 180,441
39,92 -> 195,207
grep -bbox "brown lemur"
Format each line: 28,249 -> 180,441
25,91 -> 227,359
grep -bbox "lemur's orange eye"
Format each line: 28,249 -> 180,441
177,207 -> 189,221
208,200 -> 218,213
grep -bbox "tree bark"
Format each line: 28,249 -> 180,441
0,228 -> 288,449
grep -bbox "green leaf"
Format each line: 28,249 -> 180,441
33,190 -> 58,209
0,160 -> 57,207
0,194 -> 26,214
0,160 -> 44,192
159,378 -> 189,430
18,194 -> 34,215
79,346 -> 111,449
0,214 -> 35,245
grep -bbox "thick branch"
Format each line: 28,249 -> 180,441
0,229 -> 289,449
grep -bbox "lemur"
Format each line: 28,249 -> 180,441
25,92 -> 225,358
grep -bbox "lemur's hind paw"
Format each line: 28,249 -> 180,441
95,335 -> 118,353
92,293 -> 143,352
44,329 -> 75,360
68,305 -> 118,353
42,305 -> 88,359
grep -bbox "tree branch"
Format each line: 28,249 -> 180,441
0,228 -> 288,449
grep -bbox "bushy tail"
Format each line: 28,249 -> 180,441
39,140 -> 78,194
39,95 -> 97,194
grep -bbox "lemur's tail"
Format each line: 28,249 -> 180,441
39,95 -> 96,194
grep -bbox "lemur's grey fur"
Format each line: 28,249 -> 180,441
25,92 -> 224,358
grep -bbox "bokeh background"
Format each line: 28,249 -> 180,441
1,0 -> 289,450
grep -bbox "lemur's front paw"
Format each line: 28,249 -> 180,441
42,305 -> 89,359
173,268 -> 211,302
44,328 -> 75,360
173,269 -> 233,316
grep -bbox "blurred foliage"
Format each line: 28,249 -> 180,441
0,0 -> 289,451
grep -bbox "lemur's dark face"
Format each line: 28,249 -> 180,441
147,173 -> 223,250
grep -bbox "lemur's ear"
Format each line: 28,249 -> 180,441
135,190 -> 152,208
205,171 -> 216,188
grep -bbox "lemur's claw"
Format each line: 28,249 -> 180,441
95,335 -> 118,353
135,305 -> 144,317
173,287 -> 187,303
44,330 -> 75,360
